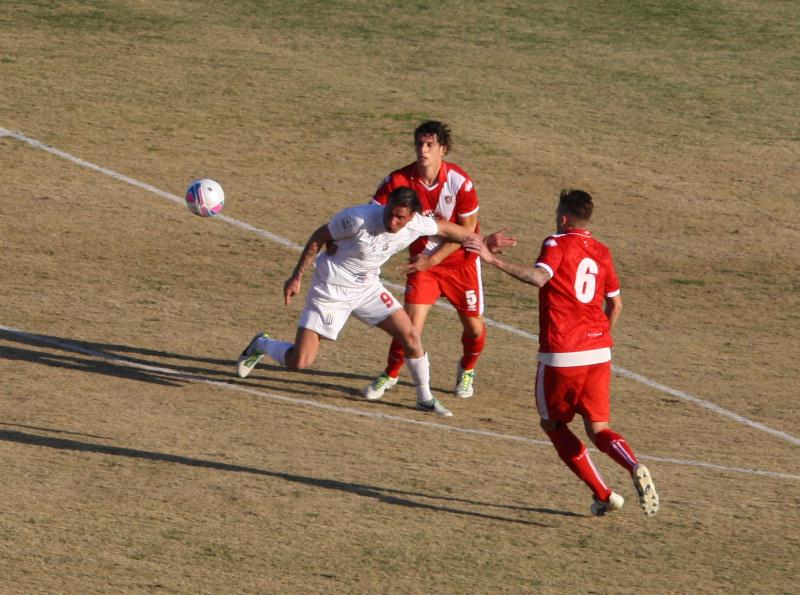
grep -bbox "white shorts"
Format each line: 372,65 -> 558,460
299,274 -> 403,340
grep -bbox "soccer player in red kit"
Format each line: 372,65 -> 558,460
465,189 -> 659,517
364,121 -> 486,401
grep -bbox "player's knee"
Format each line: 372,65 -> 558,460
401,326 -> 422,351
460,316 -> 484,339
462,328 -> 481,340
540,418 -> 559,433
287,350 -> 316,371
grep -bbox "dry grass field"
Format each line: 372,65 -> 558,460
1,1 -> 799,593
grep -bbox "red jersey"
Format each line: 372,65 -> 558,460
534,228 -> 620,366
371,161 -> 479,268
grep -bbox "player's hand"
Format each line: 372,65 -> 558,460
399,254 -> 434,275
463,235 -> 496,264
284,274 -> 302,305
484,228 -> 518,254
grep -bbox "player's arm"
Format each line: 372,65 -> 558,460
285,224 -> 333,305
463,235 -> 550,287
604,294 -> 622,331
435,219 -> 481,245
435,222 -> 518,252
420,213 -> 479,268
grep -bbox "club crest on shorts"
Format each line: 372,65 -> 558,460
323,312 -> 334,326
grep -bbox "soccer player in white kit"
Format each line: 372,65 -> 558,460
236,187 -> 484,417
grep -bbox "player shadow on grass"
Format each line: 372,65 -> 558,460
0,343 -> 186,387
0,428 -> 577,524
0,328 -> 233,386
243,366 -> 458,414
0,328 -> 381,392
1,328 -> 455,404
0,327 -> 231,366
244,364 -> 453,406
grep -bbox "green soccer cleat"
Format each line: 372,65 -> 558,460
363,372 -> 399,401
236,332 -> 269,378
454,366 -> 475,398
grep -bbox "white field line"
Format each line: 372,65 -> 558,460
3,126 -> 799,449
1,323 -> 797,482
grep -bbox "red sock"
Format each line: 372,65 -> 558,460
460,326 -> 486,370
547,425 -> 611,501
385,339 -> 405,378
595,429 -> 638,473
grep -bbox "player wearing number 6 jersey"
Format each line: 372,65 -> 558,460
236,187 -> 483,417
465,189 -> 659,517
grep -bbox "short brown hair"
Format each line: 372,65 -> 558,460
558,189 -> 594,221
414,120 -> 452,152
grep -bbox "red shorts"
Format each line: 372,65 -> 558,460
404,259 -> 483,317
535,361 -> 611,423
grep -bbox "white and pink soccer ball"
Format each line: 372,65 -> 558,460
185,178 -> 225,217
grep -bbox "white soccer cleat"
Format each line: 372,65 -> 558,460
416,397 -> 453,417
632,464 -> 659,517
590,491 -> 625,517
454,365 -> 475,398
363,372 -> 399,401
236,332 -> 268,378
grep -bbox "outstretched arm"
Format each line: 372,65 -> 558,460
464,235 -> 550,287
409,213 -> 479,273
483,228 -> 518,254
435,219 -> 481,244
285,224 -> 333,304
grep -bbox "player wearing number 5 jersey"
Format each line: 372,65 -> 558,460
366,121 -> 487,402
236,187 -> 482,417
465,189 -> 659,517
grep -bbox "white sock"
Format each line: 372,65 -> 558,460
256,336 -> 293,367
406,352 -> 434,403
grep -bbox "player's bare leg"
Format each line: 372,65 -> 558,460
384,302 -> 432,375
366,302 -> 432,400
237,327 -> 321,377
454,313 -> 485,398
374,310 -> 452,417
283,327 -> 322,371
586,419 -> 659,517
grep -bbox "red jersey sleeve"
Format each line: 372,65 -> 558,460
535,236 -> 563,278
371,170 -> 412,206
448,165 -> 479,219
603,248 -> 621,297
371,175 -> 393,206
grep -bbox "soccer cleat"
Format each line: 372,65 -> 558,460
632,464 -> 659,516
363,372 -> 399,401
416,397 -> 453,417
590,491 -> 625,517
236,332 -> 269,378
454,365 -> 476,398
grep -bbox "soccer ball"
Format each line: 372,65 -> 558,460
185,178 -> 225,217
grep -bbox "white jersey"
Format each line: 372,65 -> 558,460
314,203 -> 439,288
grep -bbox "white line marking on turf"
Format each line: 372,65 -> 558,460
3,127 -> 799,448
1,324 -> 797,482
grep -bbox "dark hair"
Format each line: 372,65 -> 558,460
558,189 -> 594,221
387,186 -> 422,213
414,120 -> 452,152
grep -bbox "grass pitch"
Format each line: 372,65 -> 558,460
1,1 -> 798,592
